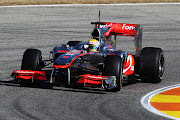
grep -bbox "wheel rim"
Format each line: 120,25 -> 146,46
158,53 -> 164,79
37,55 -> 42,70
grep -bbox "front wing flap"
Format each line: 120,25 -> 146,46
11,70 -> 47,81
77,74 -> 117,89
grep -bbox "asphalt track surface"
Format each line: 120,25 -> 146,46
0,4 -> 180,120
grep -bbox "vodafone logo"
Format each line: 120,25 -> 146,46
99,23 -> 113,28
122,24 -> 135,30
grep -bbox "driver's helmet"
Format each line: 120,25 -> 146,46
88,39 -> 100,52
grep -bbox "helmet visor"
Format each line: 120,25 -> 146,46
89,45 -> 97,51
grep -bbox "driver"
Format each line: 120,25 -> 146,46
88,39 -> 100,52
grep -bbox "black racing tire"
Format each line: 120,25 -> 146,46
21,49 -> 42,71
139,47 -> 164,83
104,55 -> 123,92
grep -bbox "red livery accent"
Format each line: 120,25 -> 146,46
77,74 -> 108,86
62,56 -> 69,58
106,53 -> 116,55
123,54 -> 135,75
56,50 -> 69,52
138,41 -> 141,50
12,70 -> 47,80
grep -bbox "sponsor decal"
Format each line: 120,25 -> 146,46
62,56 -> 69,58
122,24 -> 135,30
85,75 -> 106,79
99,23 -> 113,28
15,71 -> 34,74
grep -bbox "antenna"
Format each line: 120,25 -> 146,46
98,3 -> 100,22
99,10 -> 100,22
91,4 -> 105,26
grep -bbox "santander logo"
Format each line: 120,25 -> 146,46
122,24 -> 135,30
15,71 -> 34,74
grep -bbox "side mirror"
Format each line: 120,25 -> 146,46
83,44 -> 89,49
66,44 -> 70,48
49,51 -> 55,60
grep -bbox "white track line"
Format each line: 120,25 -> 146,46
141,84 -> 180,120
0,3 -> 180,8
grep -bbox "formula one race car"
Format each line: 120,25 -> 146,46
11,22 -> 164,92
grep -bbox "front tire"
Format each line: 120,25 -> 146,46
21,49 -> 42,71
139,47 -> 164,83
104,55 -> 123,92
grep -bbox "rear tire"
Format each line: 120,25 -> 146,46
104,55 -> 123,92
21,49 -> 42,71
139,47 -> 164,83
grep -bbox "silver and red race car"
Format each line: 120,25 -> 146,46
11,22 -> 164,92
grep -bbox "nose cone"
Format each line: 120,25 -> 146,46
54,54 -> 75,65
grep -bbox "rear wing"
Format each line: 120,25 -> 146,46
91,22 -> 142,57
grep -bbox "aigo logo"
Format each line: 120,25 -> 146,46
122,24 -> 135,30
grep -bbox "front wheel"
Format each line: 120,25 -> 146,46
104,55 -> 123,92
21,49 -> 42,71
